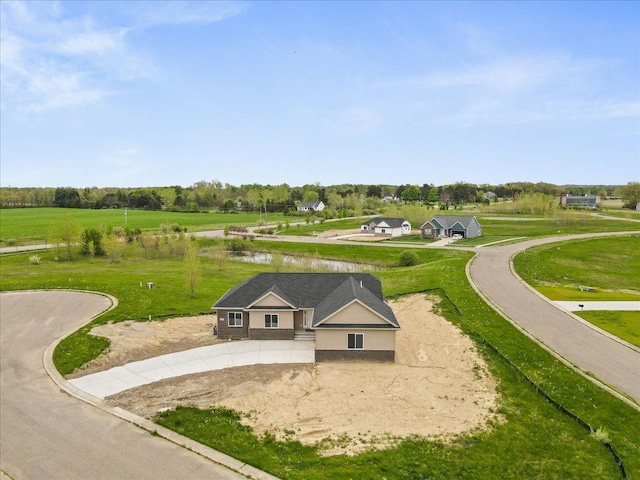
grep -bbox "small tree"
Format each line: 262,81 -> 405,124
184,236 -> 201,297
271,252 -> 285,272
81,228 -> 106,256
210,243 -> 226,270
49,214 -> 80,261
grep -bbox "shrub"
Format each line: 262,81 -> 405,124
29,254 -> 41,265
80,228 -> 106,256
398,250 -> 419,267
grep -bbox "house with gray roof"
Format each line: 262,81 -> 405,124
420,215 -> 482,239
213,273 -> 399,361
556,193 -> 600,209
360,217 -> 411,237
297,201 -> 325,212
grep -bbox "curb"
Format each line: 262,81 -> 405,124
41,290 -> 280,480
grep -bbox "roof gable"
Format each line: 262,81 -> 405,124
247,287 -> 296,309
312,276 -> 399,328
430,215 -> 480,229
361,217 -> 409,229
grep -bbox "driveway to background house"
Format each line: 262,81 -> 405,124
468,232 -> 640,405
0,290 -> 250,480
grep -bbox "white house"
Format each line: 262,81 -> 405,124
297,201 -> 325,212
361,217 -> 412,237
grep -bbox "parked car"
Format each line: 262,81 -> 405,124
452,234 -> 463,240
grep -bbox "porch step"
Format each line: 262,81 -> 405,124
294,331 -> 316,341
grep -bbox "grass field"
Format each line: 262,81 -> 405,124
0,207 -> 290,245
1,236 -> 639,478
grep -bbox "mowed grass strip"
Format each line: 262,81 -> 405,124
513,235 -> 640,300
2,239 -> 639,477
577,311 -> 640,348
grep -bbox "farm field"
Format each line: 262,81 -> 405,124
0,207 -> 290,245
1,233 -> 638,478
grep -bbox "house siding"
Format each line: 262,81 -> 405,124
315,329 -> 396,351
216,309 -> 249,339
321,302 -> 390,325
315,350 -> 395,362
467,219 -> 482,238
249,310 -> 294,330
250,328 -> 295,340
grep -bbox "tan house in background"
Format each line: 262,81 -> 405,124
213,273 -> 400,362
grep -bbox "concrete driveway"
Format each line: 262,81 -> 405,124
468,232 -> 640,406
70,340 -> 315,399
0,290 -> 256,480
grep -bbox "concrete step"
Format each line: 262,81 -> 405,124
294,331 -> 316,341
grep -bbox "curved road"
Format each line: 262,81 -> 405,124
0,290 -> 246,480
468,232 -> 640,405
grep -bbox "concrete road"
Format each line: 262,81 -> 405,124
468,232 -> 640,405
0,290 -> 249,480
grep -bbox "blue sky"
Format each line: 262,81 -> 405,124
1,1 -> 638,188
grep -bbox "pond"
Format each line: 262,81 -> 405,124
232,252 -> 373,272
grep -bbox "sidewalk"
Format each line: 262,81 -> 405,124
554,301 -> 640,312
69,340 -> 315,399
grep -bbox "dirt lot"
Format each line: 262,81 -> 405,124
87,294 -> 499,455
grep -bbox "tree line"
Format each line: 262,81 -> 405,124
0,180 -> 632,211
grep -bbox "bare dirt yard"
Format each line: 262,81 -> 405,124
85,294 -> 499,456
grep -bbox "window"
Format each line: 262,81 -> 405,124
347,333 -> 364,350
265,314 -> 279,328
228,312 -> 242,327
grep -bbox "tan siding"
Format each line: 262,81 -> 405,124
322,301 -> 389,325
248,310 -> 294,329
316,330 -> 395,351
253,293 -> 291,307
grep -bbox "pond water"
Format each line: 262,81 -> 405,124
232,252 -> 373,272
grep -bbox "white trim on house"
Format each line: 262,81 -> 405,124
228,312 -> 243,327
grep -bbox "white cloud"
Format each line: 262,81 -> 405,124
132,1 -> 248,27
382,54 -> 634,127
0,1 -> 243,116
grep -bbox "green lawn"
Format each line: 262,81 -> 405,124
0,207 -> 290,245
1,235 -> 639,478
513,235 -> 640,300
577,311 -> 640,348
479,216 -> 640,238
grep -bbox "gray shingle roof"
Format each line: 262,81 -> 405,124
430,215 -> 479,229
362,217 -> 409,229
213,273 -> 398,328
